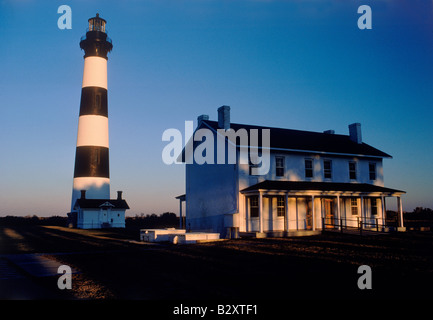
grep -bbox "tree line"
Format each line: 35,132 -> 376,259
1,208 -> 432,228
0,212 -> 179,228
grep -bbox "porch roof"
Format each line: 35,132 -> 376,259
175,194 -> 186,201
241,180 -> 405,196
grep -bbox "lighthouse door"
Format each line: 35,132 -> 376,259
100,208 -> 110,228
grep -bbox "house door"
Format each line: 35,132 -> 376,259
324,199 -> 334,228
306,199 -> 313,230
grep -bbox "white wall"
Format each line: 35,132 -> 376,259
187,137 -> 386,234
243,152 -> 384,185
185,157 -> 238,235
77,208 -> 125,229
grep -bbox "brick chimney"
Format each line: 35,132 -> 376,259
197,114 -> 209,128
349,123 -> 362,144
117,191 -> 123,200
217,105 -> 230,130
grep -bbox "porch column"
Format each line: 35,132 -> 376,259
259,191 -> 263,233
245,196 -> 249,232
312,195 -> 315,231
397,196 -> 404,228
175,195 -> 186,229
336,195 -> 341,230
381,195 -> 386,226
285,193 -> 289,232
360,195 -> 364,225
179,199 -> 183,229
295,197 -> 299,231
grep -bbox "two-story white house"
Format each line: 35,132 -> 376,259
178,106 -> 405,238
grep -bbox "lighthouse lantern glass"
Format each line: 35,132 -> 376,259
89,17 -> 106,32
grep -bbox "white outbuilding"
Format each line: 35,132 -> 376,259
70,190 -> 128,229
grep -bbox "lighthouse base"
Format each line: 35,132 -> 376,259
70,193 -> 129,229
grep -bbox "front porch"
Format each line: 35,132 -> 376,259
240,230 -> 322,238
240,180 -> 406,234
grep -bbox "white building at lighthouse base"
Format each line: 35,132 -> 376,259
69,190 -> 128,229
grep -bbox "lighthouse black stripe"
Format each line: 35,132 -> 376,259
74,146 -> 110,178
79,87 -> 108,117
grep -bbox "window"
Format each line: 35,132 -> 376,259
324,160 -> 332,179
349,161 -> 357,180
351,198 -> 358,215
250,196 -> 259,217
369,163 -> 376,180
305,159 -> 313,178
371,198 -> 378,216
275,156 -> 285,177
277,196 -> 285,217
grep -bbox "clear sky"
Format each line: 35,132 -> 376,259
0,0 -> 432,216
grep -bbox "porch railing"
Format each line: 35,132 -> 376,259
321,217 -> 395,235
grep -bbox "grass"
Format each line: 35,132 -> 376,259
1,225 -> 433,300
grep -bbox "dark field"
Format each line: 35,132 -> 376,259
1,225 -> 433,301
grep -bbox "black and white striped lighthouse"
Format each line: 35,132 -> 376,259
71,13 -> 113,211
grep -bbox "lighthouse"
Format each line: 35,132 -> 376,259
69,14 -> 128,229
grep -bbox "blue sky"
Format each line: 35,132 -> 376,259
0,0 -> 432,216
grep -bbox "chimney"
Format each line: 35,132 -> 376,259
349,123 -> 362,144
217,105 -> 230,130
323,130 -> 335,134
197,114 -> 209,128
80,190 -> 86,199
117,191 -> 123,200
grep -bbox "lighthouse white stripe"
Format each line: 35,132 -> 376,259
76,115 -> 109,148
71,177 -> 110,210
82,56 -> 107,89
72,177 -> 110,193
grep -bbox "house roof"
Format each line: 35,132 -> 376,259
199,120 -> 391,158
74,198 -> 130,210
175,194 -> 186,201
241,180 -> 405,195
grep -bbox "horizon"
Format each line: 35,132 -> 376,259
1,0 -> 433,216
